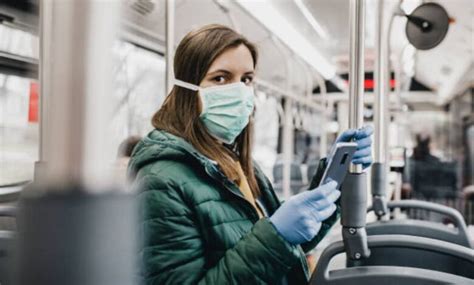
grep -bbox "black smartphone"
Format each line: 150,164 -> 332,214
308,142 -> 357,189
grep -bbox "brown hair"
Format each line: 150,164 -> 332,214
152,24 -> 260,196
117,135 -> 142,158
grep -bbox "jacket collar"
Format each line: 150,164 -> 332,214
128,129 -> 281,212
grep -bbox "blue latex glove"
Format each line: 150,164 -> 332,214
335,126 -> 374,169
269,181 -> 340,245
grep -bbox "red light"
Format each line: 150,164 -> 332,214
28,82 -> 39,123
344,79 -> 396,90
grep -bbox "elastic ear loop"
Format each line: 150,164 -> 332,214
173,79 -> 200,91
173,79 -> 206,114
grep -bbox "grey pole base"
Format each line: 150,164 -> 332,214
15,184 -> 138,285
370,162 -> 388,218
341,172 -> 370,260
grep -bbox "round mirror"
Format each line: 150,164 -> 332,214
405,3 -> 450,50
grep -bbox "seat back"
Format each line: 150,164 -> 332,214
410,160 -> 457,199
366,219 -> 472,248
311,235 -> 474,285
0,206 -> 17,285
346,235 -> 474,279
367,200 -> 473,248
0,231 -> 15,285
307,162 -> 319,183
272,162 -> 303,183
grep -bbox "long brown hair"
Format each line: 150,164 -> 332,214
152,24 -> 260,196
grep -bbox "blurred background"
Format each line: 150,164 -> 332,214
0,0 -> 473,243
1,0 -> 472,194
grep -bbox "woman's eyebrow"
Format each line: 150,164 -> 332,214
206,69 -> 232,76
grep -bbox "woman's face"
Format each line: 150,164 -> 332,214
200,44 -> 255,88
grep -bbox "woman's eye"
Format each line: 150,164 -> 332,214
213,76 -> 226,84
242,76 -> 253,85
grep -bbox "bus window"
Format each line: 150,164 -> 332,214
0,75 -> 38,185
110,41 -> 166,158
0,23 -> 38,186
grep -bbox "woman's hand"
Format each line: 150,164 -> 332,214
269,181 -> 340,245
335,126 -> 374,169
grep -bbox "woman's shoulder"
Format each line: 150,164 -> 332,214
134,158 -> 204,190
129,129 -> 204,182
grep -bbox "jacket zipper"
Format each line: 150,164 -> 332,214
172,144 -> 262,221
206,162 -> 310,280
204,164 -> 260,222
170,144 -> 256,219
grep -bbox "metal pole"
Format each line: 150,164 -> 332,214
348,0 -> 365,174
17,1 -> 137,284
371,0 -> 389,218
271,37 -> 294,199
374,0 -> 386,165
282,98 -> 294,199
165,0 -> 175,94
315,72 -> 329,157
35,0 -> 53,181
293,55 -> 313,99
391,44 -> 409,219
340,0 -> 370,261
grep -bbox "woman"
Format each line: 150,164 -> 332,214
128,24 -> 373,285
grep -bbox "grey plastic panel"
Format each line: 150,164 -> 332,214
0,231 -> 15,285
370,162 -> 388,218
341,173 -> 368,228
16,188 -> 138,285
370,162 -> 386,197
340,173 -> 370,260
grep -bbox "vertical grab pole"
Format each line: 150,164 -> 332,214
341,0 -> 371,261
271,37 -> 294,200
282,98 -> 294,199
371,0 -> 389,218
35,0 -> 53,181
165,0 -> 175,94
16,1 -> 137,285
348,0 -> 365,163
315,72 -> 329,157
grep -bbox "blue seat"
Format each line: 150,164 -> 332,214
272,162 -> 303,183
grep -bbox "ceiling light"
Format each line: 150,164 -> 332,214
235,0 -> 336,79
294,0 -> 329,40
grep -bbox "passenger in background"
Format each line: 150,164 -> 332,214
114,135 -> 141,185
402,134 -> 442,199
128,24 -> 373,285
412,134 -> 440,164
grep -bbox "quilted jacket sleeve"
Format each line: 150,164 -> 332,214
138,174 -> 302,285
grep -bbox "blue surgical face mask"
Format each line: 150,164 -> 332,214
174,79 -> 255,144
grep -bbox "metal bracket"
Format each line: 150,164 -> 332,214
342,227 -> 370,260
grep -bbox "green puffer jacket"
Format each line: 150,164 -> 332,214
128,129 -> 339,285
